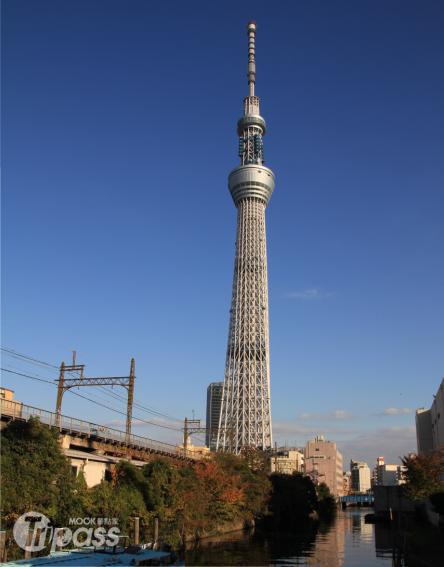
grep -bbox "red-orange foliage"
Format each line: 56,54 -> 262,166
220,486 -> 244,504
194,460 -> 245,505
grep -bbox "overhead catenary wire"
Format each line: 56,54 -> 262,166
1,347 -> 59,369
1,347 -> 184,424
93,384 -> 182,423
1,367 -> 183,433
1,367 -> 55,385
2,348 -> 206,439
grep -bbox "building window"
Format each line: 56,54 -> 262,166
71,466 -> 78,477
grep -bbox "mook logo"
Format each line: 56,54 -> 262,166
13,511 -> 121,553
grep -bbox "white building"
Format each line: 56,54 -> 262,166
416,378 -> 444,454
66,449 -> 149,488
350,460 -> 371,493
373,456 -> 405,486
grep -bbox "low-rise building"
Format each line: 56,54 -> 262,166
178,442 -> 211,459
0,387 -> 15,401
66,449 -> 153,488
187,443 -> 211,458
270,448 -> 304,474
350,460 -> 371,493
304,436 -> 343,497
0,388 -> 23,420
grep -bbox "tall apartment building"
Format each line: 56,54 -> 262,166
350,460 -> 371,493
206,382 -> 223,450
270,449 -> 304,475
416,378 -> 444,454
304,436 -> 344,497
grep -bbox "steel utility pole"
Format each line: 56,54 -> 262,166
182,417 -> 202,456
55,355 -> 136,443
182,418 -> 234,456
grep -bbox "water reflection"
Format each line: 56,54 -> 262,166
185,509 -> 399,566
374,522 -> 395,560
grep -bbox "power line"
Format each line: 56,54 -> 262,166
1,347 -> 183,424
65,389 -> 182,432
1,367 -> 183,433
2,348 -> 206,437
1,367 -> 55,385
93,384 -> 182,423
1,347 -> 58,369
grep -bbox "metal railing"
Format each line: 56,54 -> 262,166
340,493 -> 374,503
0,399 -> 199,460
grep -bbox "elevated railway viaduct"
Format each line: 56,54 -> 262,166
1,400 -> 200,487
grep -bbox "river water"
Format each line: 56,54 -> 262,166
185,508 -> 410,566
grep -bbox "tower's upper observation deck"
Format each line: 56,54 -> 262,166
229,22 -> 275,207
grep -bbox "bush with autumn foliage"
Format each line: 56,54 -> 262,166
54,451 -> 271,547
1,419 -> 271,550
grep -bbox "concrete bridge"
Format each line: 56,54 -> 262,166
1,399 -> 200,486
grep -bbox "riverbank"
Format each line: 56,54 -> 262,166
2,419 -> 335,557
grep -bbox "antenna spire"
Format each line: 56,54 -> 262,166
247,21 -> 256,96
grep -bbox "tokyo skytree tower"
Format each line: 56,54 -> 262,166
217,22 -> 275,453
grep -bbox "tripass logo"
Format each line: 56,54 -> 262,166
13,511 -> 120,553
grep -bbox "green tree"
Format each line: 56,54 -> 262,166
174,464 -> 208,543
142,459 -> 179,515
316,482 -> 337,519
1,417 -> 79,526
268,473 -> 317,527
402,450 -> 444,501
88,474 -> 148,536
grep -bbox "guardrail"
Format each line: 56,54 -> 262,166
0,399 -> 199,460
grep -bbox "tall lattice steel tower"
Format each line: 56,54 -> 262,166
217,22 -> 275,453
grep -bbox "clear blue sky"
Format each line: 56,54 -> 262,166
2,0 -> 443,465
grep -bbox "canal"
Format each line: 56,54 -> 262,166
185,508 -> 422,566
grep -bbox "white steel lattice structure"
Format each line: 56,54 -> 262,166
217,22 -> 275,453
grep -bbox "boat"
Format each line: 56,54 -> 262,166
1,543 -> 183,566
